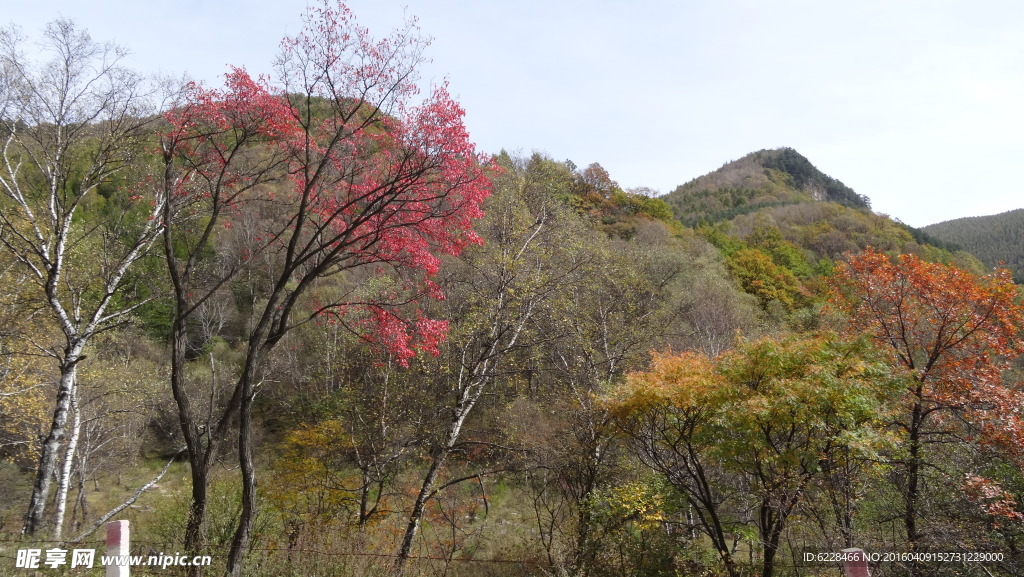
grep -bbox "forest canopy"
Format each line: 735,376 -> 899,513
1,4 -> 1024,577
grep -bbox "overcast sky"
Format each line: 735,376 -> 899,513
7,0 -> 1024,227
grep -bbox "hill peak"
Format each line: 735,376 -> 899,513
664,148 -> 870,226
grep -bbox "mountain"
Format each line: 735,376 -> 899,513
659,147 -> 986,302
663,148 -> 870,227
922,209 -> 1024,281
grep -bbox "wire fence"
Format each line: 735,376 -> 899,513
0,535 -> 551,576
0,534 -> 1017,576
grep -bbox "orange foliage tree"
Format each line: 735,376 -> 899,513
829,248 -> 1024,571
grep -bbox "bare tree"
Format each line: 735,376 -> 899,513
0,19 -> 162,537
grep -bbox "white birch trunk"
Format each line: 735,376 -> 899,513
53,386 -> 81,539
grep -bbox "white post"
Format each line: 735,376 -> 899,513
105,520 -> 130,577
841,548 -> 870,577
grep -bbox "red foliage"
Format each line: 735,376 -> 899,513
829,248 -> 1024,456
164,67 -> 298,175
161,0 -> 492,365
964,475 -> 1024,525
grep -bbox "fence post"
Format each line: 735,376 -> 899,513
841,547 -> 870,577
106,520 -> 130,577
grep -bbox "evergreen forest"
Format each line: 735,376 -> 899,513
923,209 -> 1024,283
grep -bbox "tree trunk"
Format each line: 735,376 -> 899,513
53,387 -> 81,539
226,385 -> 256,577
760,504 -> 782,577
396,388 -> 478,572
397,450 -> 446,571
73,467 -> 88,533
905,390 -> 924,577
170,322 -> 219,577
569,440 -> 603,577
24,359 -> 79,536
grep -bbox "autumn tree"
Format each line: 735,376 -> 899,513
159,2 -> 491,573
610,335 -> 896,577
829,248 -> 1024,575
0,19 -> 162,537
575,162 -> 619,199
159,68 -> 295,572
726,248 -> 810,313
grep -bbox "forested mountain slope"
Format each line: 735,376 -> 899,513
922,209 -> 1024,281
664,147 -> 870,227
663,147 -> 970,262
3,10 -> 1022,574
656,148 -> 986,319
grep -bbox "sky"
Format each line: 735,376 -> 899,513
6,0 -> 1024,227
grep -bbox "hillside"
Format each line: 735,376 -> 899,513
661,147 -> 982,275
923,209 -> 1024,281
664,147 -> 870,227
7,9 -> 1024,577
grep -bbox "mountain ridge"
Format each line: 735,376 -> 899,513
922,208 -> 1024,281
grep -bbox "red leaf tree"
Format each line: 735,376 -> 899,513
829,248 -> 1024,574
159,2 -> 492,573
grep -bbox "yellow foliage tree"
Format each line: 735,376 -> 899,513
610,335 -> 897,577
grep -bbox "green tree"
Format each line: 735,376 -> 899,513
611,334 -> 896,577
726,248 -> 810,312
